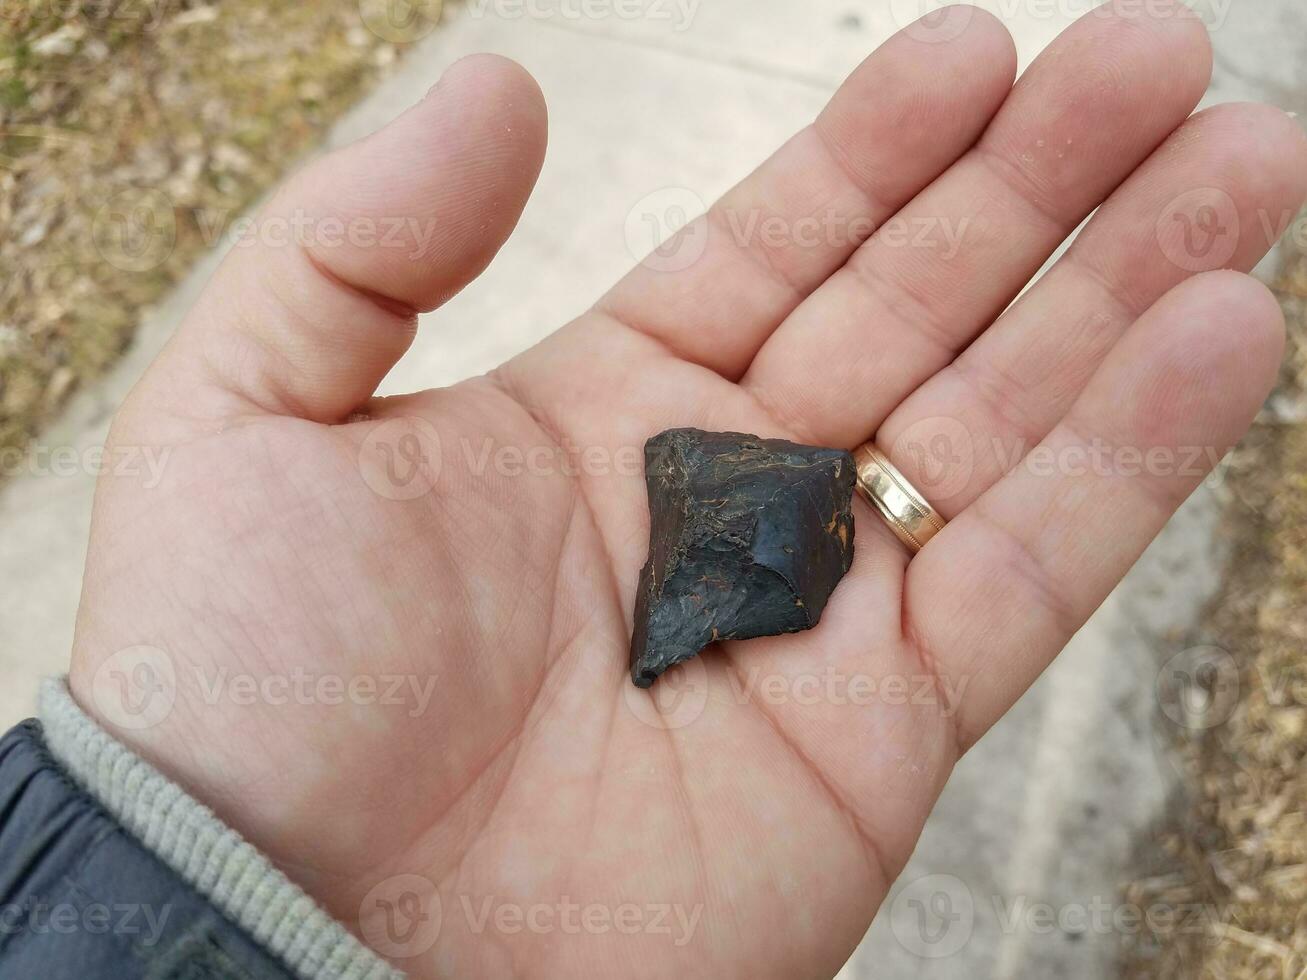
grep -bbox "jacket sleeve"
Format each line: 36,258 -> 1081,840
0,680 -> 403,980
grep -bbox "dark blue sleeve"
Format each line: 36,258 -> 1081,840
0,719 -> 298,979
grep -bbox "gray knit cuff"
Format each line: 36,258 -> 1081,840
38,677 -> 404,980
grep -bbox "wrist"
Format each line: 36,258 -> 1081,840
40,677 -> 403,980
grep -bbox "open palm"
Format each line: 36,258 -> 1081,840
69,5 -> 1307,978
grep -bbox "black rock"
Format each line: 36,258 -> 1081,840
630,428 -> 856,688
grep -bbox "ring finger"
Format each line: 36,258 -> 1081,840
741,0 -> 1213,448
877,101 -> 1307,518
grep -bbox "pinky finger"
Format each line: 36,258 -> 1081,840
905,270 -> 1285,750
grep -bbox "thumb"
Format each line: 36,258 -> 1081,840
132,53 -> 547,426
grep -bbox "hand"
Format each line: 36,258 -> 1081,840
69,4 -> 1307,977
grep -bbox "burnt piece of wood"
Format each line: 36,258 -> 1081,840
630,428 -> 856,688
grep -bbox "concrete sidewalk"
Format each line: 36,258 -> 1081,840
3,1 -> 1303,976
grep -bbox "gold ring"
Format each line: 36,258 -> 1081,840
853,443 -> 946,554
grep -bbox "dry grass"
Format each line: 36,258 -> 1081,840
1,0 -> 433,462
1124,228 -> 1307,980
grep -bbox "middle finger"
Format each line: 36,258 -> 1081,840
741,0 -> 1212,448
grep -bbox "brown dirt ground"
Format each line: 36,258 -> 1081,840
1123,228 -> 1307,980
1,0 -> 438,462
